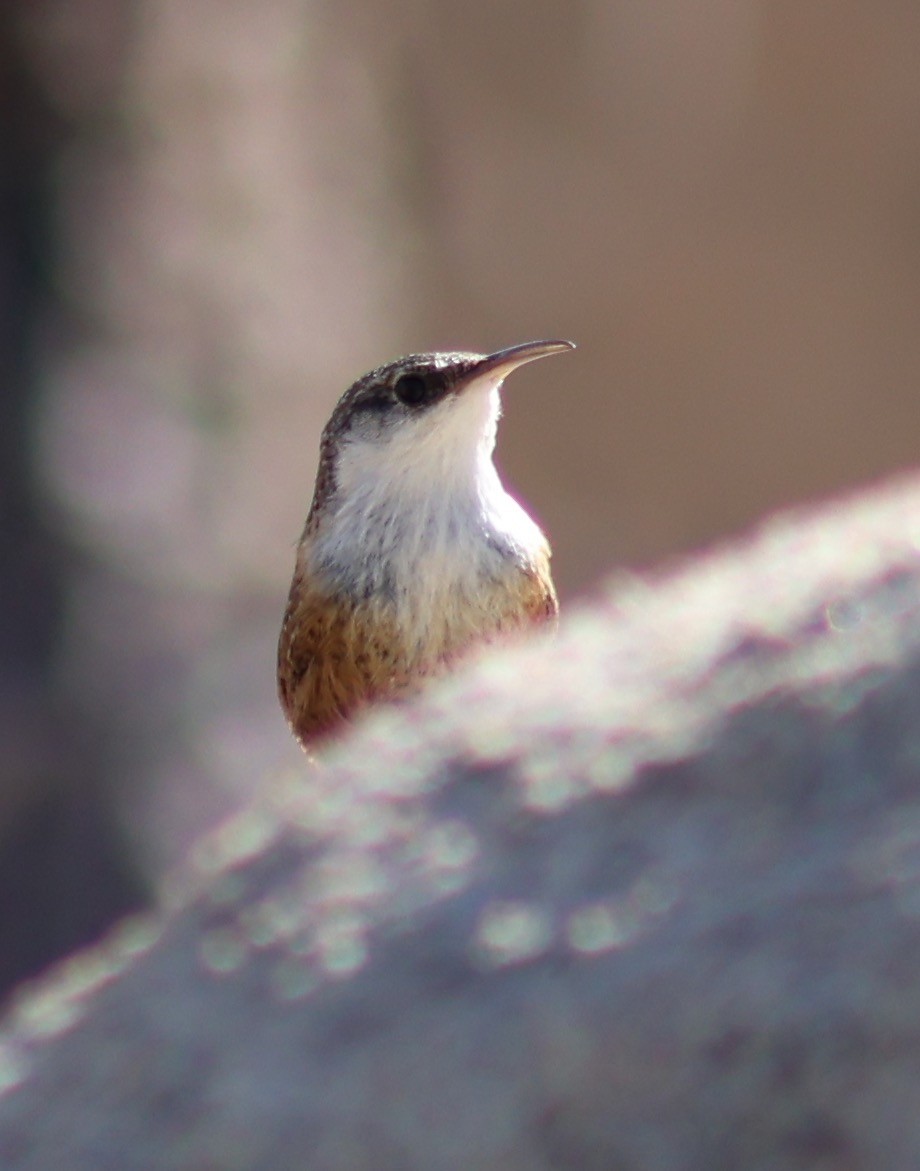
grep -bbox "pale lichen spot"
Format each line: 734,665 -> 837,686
55,947 -> 122,1002
584,749 -> 635,793
268,956 -> 319,1003
566,904 -> 628,955
462,715 -> 527,764
0,1045 -> 26,1097
199,927 -> 248,976
311,851 -> 388,910
631,875 -> 678,919
428,868 -> 472,898
346,802 -> 398,849
567,878 -> 678,955
12,945 -> 127,1047
315,913 -> 368,977
412,819 -> 479,897
237,897 -> 301,949
473,900 -> 552,968
191,808 -> 278,875
107,914 -> 161,965
425,819 -> 479,872
521,756 -> 577,812
12,985 -> 86,1043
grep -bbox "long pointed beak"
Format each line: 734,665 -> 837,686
470,339 -> 575,385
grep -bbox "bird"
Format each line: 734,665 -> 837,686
277,339 -> 575,748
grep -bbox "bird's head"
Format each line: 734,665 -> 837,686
313,340 -> 575,516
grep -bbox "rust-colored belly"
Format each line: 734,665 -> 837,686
277,563 -> 556,748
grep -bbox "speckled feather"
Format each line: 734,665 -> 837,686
278,556 -> 556,744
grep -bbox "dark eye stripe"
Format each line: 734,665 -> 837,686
355,392 -> 393,412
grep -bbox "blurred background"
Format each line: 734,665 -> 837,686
4,0 -> 920,999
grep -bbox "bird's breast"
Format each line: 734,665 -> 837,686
310,476 -> 548,608
311,518 -> 550,651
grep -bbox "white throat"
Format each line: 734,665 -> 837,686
308,381 -> 547,606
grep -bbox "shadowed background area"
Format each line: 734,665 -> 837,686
3,0 -> 920,996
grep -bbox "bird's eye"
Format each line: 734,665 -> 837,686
393,372 -> 433,407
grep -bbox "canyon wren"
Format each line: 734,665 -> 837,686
277,339 -> 575,748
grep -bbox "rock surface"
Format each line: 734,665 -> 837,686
3,477 -> 920,1169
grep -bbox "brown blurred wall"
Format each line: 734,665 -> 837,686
3,0 -> 920,996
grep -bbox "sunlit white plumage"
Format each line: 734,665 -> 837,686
311,372 -> 548,629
